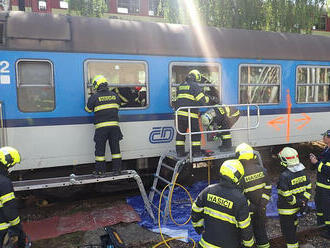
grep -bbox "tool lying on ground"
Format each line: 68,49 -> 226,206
100,226 -> 126,248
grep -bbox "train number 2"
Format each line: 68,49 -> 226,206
0,61 -> 10,73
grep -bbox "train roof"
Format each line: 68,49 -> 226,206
1,11 -> 330,61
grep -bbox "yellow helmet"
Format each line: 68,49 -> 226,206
0,147 -> 21,169
278,147 -> 299,167
235,143 -> 254,160
219,159 -> 244,184
92,75 -> 108,90
188,70 -> 201,82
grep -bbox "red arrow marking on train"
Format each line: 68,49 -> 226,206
293,113 -> 311,130
267,117 -> 286,131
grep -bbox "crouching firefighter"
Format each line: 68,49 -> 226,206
236,143 -> 272,248
0,147 -> 28,248
201,105 -> 239,151
277,147 -> 312,248
191,159 -> 255,248
85,75 -> 123,176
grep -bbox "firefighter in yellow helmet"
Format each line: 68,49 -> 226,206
277,147 -> 312,248
236,143 -> 271,248
0,147 -> 27,248
174,70 -> 209,157
85,75 -> 123,176
191,159 -> 255,248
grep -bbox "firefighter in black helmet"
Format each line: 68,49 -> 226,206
0,147 -> 27,248
277,147 -> 312,248
85,75 -> 123,176
174,70 -> 209,157
236,143 -> 271,248
191,159 -> 255,248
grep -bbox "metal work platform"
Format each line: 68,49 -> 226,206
13,170 -> 155,222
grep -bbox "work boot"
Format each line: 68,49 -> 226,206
93,164 -> 106,177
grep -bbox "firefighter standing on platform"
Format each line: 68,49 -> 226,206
0,147 -> 26,248
277,147 -> 312,248
174,70 -> 209,157
85,75 -> 123,176
236,143 -> 271,248
309,129 -> 330,239
191,159 -> 255,248
201,105 -> 240,151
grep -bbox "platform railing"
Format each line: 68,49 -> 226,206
174,104 -> 260,162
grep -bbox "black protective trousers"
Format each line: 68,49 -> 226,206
94,126 -> 122,173
315,186 -> 330,227
279,213 -> 299,247
176,115 -> 201,154
251,208 -> 270,247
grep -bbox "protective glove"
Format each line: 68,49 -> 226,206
212,136 -> 220,141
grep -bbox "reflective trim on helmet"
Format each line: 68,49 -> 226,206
95,121 -> 119,129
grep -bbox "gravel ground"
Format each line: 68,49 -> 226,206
20,142 -> 330,248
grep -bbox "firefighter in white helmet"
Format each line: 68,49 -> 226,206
277,147 -> 312,248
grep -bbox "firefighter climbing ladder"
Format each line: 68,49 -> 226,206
148,104 -> 261,223
13,170 -> 155,222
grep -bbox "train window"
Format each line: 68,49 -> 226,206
169,62 -> 221,107
16,60 -> 55,112
239,64 -> 280,104
296,66 -> 330,103
85,60 -> 148,109
117,0 -> 140,14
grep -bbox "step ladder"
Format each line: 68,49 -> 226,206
148,149 -> 238,223
13,170 -> 156,222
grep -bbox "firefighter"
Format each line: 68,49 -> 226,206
174,70 -> 209,157
85,75 -> 123,176
191,159 -> 255,248
201,105 -> 240,151
309,129 -> 330,239
236,143 -> 271,248
277,147 -> 312,248
113,87 -> 139,107
0,147 -> 26,248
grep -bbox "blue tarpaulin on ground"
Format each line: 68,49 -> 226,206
127,180 -> 315,243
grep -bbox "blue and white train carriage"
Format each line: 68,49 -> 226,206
0,11 -> 329,174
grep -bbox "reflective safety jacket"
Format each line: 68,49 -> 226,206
311,146 -> 330,190
214,105 -> 240,128
85,86 -> 121,129
175,81 -> 209,119
277,166 -> 312,216
240,159 -> 272,209
191,180 -> 255,248
0,168 -> 21,233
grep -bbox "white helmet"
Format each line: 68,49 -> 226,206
278,147 -> 299,167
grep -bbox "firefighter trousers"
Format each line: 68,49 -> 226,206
251,209 -> 270,247
315,186 -> 330,227
279,213 -> 299,247
176,116 -> 201,154
94,126 -> 123,173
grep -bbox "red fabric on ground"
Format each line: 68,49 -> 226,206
22,203 -> 141,241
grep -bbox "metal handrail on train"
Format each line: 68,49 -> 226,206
0,101 -> 6,147
174,104 -> 260,161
